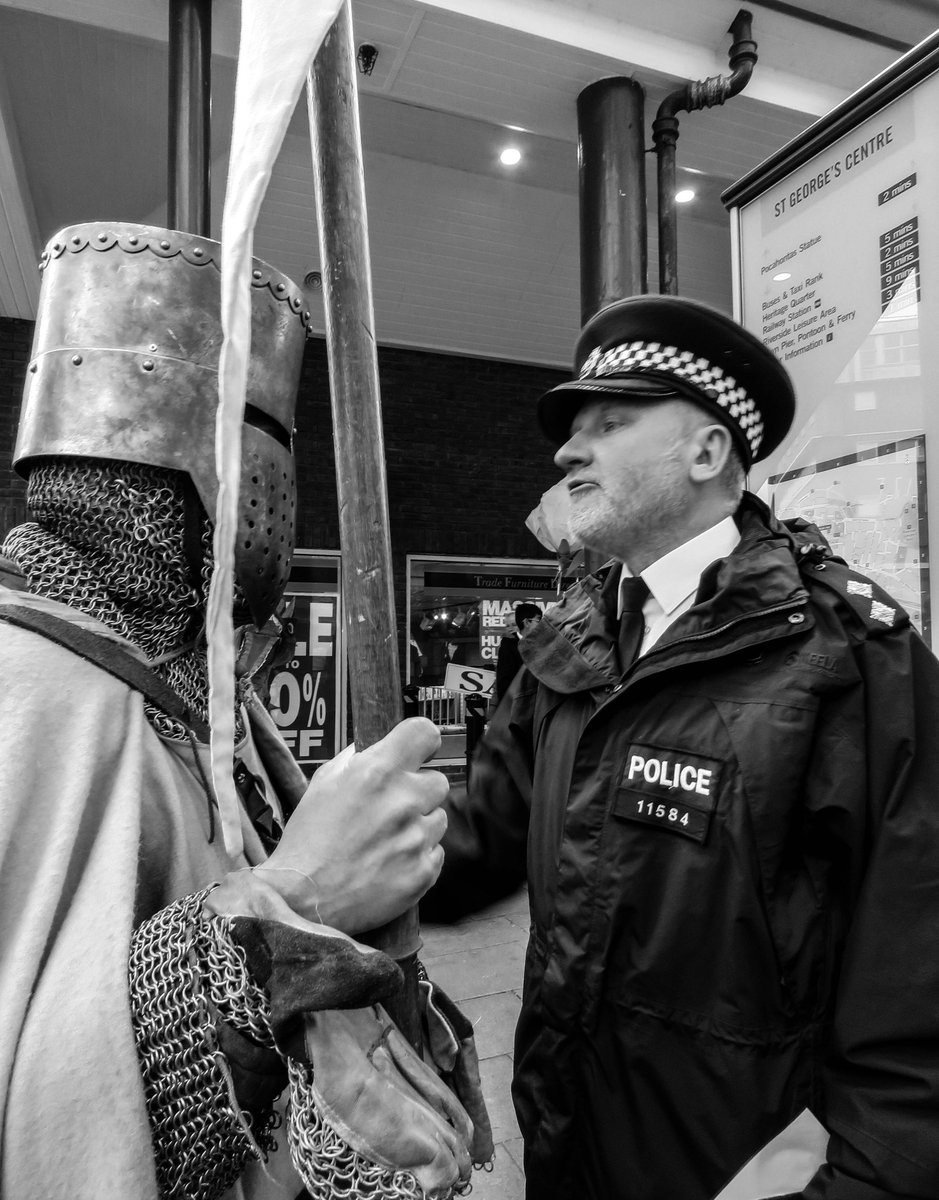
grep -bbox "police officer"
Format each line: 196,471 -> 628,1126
424,294 -> 939,1200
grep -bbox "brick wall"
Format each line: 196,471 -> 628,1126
0,318 -> 33,535
0,318 -> 567,661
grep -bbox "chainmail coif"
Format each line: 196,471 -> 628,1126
2,457 -> 247,741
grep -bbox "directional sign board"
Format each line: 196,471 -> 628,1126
727,36 -> 939,643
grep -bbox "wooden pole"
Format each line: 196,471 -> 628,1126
308,0 -> 422,1049
167,0 -> 212,235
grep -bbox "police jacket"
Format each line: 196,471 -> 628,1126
423,493 -> 939,1200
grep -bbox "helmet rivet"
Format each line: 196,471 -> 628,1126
252,269 -> 262,280
276,283 -> 286,293
193,247 -> 204,257
160,240 -> 170,250
71,354 -> 83,366
142,359 -> 155,372
149,344 -> 158,352
128,235 -> 138,245
97,232 -> 108,242
29,362 -> 37,373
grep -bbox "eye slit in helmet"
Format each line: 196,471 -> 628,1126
244,402 -> 292,451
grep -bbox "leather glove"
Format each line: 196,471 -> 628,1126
224,913 -> 479,1198
417,966 -> 494,1168
287,1004 -> 474,1196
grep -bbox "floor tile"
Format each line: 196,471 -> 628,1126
504,1137 -> 526,1172
457,989 -> 522,1059
421,914 -> 527,957
468,1144 -> 525,1199
421,938 -> 527,1002
472,887 -> 530,920
478,1053 -> 521,1144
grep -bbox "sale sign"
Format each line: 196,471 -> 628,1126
267,552 -> 346,772
444,661 -> 496,696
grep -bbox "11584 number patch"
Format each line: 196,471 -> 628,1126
613,742 -> 721,843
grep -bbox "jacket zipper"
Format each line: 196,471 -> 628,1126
586,594 -> 810,717
645,594 -> 807,656
629,594 -> 808,674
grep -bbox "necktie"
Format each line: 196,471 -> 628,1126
618,575 -> 650,672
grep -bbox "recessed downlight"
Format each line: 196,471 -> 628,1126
500,146 -> 522,166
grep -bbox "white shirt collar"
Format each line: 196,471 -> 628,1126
618,516 -> 741,618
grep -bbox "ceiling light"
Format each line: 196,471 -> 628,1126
773,272 -> 792,281
500,147 -> 522,166
675,188 -> 695,203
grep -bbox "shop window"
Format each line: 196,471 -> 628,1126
407,555 -> 558,759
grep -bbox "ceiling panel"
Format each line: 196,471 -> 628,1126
0,0 -> 936,371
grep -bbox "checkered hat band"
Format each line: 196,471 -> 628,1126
580,340 -> 764,459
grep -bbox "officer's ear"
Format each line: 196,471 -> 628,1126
687,423 -> 733,484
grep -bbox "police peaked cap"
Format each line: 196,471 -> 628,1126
538,294 -> 796,467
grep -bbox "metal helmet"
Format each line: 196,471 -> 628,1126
14,222 -> 310,625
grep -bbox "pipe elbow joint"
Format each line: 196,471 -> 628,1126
653,88 -> 691,132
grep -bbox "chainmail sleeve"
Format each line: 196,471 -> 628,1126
129,882 -> 488,1200
128,888 -> 283,1200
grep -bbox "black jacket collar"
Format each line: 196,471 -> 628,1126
521,493 -> 816,693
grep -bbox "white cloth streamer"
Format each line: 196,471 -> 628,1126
209,0 -> 344,858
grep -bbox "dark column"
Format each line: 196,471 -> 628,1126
167,0 -> 212,235
577,77 -> 648,325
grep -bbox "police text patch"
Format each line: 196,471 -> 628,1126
613,743 -> 722,843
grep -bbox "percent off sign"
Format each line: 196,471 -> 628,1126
269,594 -> 339,763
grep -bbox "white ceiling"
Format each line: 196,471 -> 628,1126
1,0 -> 937,367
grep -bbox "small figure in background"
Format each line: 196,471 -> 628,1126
493,601 -> 543,705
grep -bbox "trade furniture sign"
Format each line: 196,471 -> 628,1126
407,556 -> 558,687
267,550 -> 347,773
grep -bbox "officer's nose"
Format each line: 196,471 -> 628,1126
554,426 -> 590,472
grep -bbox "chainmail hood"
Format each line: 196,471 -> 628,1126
2,457 -> 249,740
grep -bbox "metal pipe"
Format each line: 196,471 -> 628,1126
576,77 -> 647,326
308,1 -> 422,1050
652,9 -> 757,294
655,122 -> 680,297
167,0 -> 212,235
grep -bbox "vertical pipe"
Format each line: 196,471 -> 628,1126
577,77 -> 648,325
653,11 -> 758,296
654,116 -> 680,295
167,0 -> 212,235
308,2 -> 421,1049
